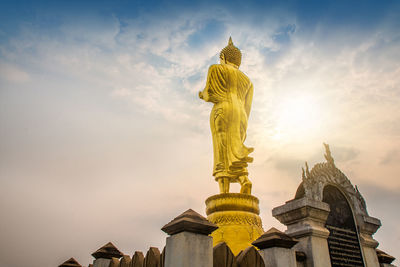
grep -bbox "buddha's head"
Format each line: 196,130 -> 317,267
220,37 -> 241,68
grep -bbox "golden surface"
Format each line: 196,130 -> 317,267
199,37 -> 254,194
206,193 -> 264,255
206,193 -> 260,214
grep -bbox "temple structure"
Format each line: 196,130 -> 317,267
272,144 -> 393,267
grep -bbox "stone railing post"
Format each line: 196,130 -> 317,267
161,209 -> 218,267
252,227 -> 298,267
272,197 -> 331,267
91,242 -> 123,267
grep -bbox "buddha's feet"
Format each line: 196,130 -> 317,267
239,176 -> 252,194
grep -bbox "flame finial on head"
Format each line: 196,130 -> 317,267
323,143 -> 335,166
220,36 -> 242,67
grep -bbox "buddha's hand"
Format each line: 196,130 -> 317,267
198,91 -> 203,99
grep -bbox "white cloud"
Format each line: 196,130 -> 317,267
0,63 -> 30,83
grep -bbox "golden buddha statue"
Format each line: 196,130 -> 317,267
199,37 -> 254,195
200,38 -> 263,254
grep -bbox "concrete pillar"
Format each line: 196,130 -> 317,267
252,227 -> 298,267
161,209 -> 218,267
93,258 -> 111,267
91,242 -> 123,267
272,197 -> 331,267
358,215 -> 381,267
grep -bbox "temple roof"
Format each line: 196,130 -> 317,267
58,257 -> 82,267
376,249 -> 396,264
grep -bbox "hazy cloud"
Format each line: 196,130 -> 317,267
0,63 -> 30,83
380,150 -> 399,165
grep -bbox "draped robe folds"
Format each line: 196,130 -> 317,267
201,64 -> 254,182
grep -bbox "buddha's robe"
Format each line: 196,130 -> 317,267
201,64 -> 254,181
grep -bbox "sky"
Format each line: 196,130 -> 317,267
1,0 -> 400,266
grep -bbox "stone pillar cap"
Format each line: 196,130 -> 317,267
273,197 -> 330,216
59,257 -> 82,267
252,227 -> 298,249
91,242 -> 123,259
161,209 -> 218,236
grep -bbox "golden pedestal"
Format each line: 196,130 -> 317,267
205,193 -> 264,255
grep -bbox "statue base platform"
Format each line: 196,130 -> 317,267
205,193 -> 264,255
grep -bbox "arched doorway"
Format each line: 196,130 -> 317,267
323,185 -> 365,267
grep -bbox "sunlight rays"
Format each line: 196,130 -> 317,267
271,94 -> 323,142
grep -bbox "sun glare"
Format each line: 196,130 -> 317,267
272,95 -> 322,141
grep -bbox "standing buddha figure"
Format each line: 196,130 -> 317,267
199,37 -> 254,195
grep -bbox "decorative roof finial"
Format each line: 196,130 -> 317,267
323,143 -> 335,166
302,162 -> 310,180
305,161 -> 310,177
